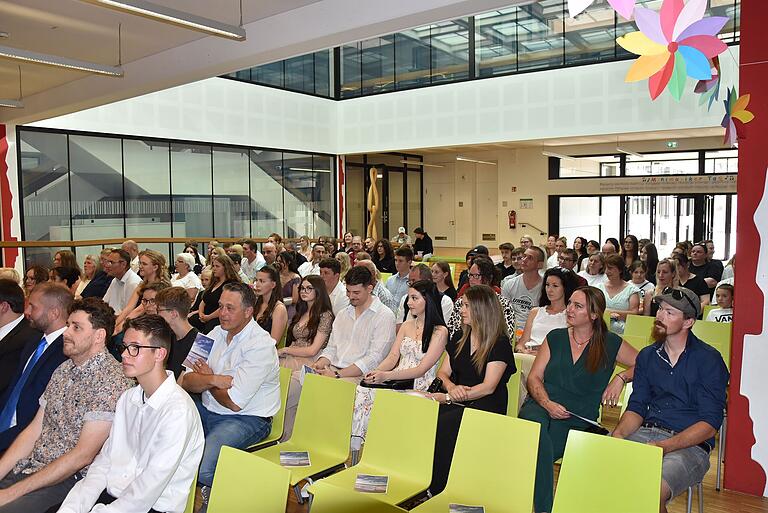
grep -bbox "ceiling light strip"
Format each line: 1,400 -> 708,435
456,155 -> 496,165
83,0 -> 246,41
0,98 -> 23,108
0,44 -> 123,76
399,160 -> 444,168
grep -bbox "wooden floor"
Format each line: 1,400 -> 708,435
278,407 -> 768,513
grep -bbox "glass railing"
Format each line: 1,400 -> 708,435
223,0 -> 740,100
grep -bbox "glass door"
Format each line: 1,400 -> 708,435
677,196 -> 696,244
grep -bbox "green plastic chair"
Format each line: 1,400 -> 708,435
208,446 -> 291,513
251,373 -> 356,497
380,272 -> 392,284
702,304 -> 717,320
692,319 -> 732,370
624,314 -> 655,343
247,366 -> 292,451
552,430 -> 662,513
310,481 -> 408,513
412,410 -> 539,513
506,353 -> 524,418
182,473 -> 196,513
310,390 -> 438,505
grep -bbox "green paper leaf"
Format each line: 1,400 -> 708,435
667,52 -> 687,101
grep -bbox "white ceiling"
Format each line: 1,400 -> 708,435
0,0 -> 526,124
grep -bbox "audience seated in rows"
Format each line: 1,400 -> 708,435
578,252 -> 608,288
431,261 -> 458,302
396,264 -> 453,328
385,246 -> 413,306
519,286 -> 638,513
319,258 -> 349,315
171,252 -> 204,300
298,243 -> 326,277
354,260 -> 397,314
276,252 -> 301,320
596,254 -> 640,335
190,255 -> 240,334
103,249 -> 142,317
352,279 -> 448,450
501,246 -> 545,339
23,266 -> 49,298
239,240 -> 266,283
79,249 -> 113,300
612,287 -> 728,513
58,314 -> 204,513
0,297 -> 132,512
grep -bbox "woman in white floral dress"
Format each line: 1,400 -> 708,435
351,279 -> 448,450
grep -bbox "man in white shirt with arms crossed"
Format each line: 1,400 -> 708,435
59,315 -> 204,513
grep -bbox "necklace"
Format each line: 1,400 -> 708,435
571,330 -> 591,347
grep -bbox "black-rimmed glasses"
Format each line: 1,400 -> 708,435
118,343 -> 163,357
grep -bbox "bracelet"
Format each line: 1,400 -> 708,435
617,374 -> 627,384
445,393 -> 452,405
334,371 -> 341,379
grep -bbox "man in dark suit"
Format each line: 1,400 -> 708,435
0,280 -> 42,397
0,282 -> 72,452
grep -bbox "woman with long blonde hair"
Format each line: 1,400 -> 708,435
428,284 -> 516,494
335,251 -> 351,281
649,258 -> 680,316
115,249 -> 171,332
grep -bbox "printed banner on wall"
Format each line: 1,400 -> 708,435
597,174 -> 737,193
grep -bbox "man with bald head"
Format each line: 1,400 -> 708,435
121,240 -> 140,273
262,243 -> 278,266
354,260 -> 396,313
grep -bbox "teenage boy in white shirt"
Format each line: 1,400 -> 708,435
58,315 -> 204,513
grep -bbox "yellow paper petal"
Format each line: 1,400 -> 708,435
732,110 -> 755,124
733,93 -> 751,113
617,31 -> 668,56
625,53 -> 671,82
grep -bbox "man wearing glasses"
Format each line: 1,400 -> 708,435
58,315 -> 204,513
0,298 -> 131,512
612,287 -> 728,513
102,249 -> 142,314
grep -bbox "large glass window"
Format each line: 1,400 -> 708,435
517,0 -> 565,71
170,144 -> 213,239
705,149 -> 738,174
250,150 -> 284,237
213,147 -> 250,238
564,0 -> 616,65
361,37 -> 395,95
557,151 -> 736,179
430,20 -> 470,84
394,28 -> 432,90
626,153 -> 700,176
476,8 -> 518,77
314,156 -> 335,237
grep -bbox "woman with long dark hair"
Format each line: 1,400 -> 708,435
253,265 -> 288,344
372,238 -> 395,274
352,279 -> 449,450
519,286 -> 637,513
621,235 -> 640,279
580,240 -> 600,271
431,261 -> 457,301
190,254 -> 239,333
24,265 -> 49,297
427,284 -> 516,494
276,251 -> 301,320
573,236 -> 589,271
640,242 -> 659,284
184,244 -> 205,275
279,275 -> 334,369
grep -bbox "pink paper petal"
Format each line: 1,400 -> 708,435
678,35 -> 727,58
660,0 -> 685,42
608,0 -> 635,20
676,17 -> 730,41
635,7 -> 668,45
673,0 -> 707,40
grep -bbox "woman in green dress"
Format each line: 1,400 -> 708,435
519,286 -> 638,513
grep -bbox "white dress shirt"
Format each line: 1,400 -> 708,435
298,260 -> 320,277
319,296 -> 396,375
203,319 -> 280,417
0,314 -> 25,343
328,280 -> 350,315
103,270 -> 142,313
240,252 -> 266,283
170,272 -> 202,291
58,372 -> 204,513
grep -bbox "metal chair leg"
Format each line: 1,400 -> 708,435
698,482 -> 704,513
294,484 -> 304,504
717,415 -> 727,491
686,486 -> 693,513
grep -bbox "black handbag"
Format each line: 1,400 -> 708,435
359,378 -> 415,390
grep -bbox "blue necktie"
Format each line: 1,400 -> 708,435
0,337 -> 48,432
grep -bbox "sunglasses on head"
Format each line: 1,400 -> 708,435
661,287 -> 698,314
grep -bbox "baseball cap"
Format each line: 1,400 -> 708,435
398,226 -> 406,234
466,245 -> 489,258
654,286 -> 701,318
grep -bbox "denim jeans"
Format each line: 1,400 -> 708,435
193,396 -> 272,487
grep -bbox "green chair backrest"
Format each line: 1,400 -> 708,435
603,311 -> 615,333
271,367 -> 292,439
443,410 -> 539,510
182,473 -> 196,513
276,332 -> 287,350
624,314 -> 655,343
208,446 -> 291,513
448,263 -> 456,282
292,374 -> 357,460
552,430 -> 662,513
702,304 -> 717,320
380,272 -> 392,284
692,319 -> 732,370
506,353 -> 524,417
360,390 -> 439,482
311,481 -> 408,513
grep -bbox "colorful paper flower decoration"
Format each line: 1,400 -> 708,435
568,0 -> 635,20
616,0 -> 728,101
721,87 -> 754,146
694,55 -> 720,111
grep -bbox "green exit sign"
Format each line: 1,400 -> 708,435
666,141 -> 679,149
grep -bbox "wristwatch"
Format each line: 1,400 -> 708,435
445,393 -> 452,405
334,371 -> 341,379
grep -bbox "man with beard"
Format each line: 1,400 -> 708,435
612,287 -> 728,513
0,283 -> 71,452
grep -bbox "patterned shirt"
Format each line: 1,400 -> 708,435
14,350 -> 132,476
447,292 -> 516,342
